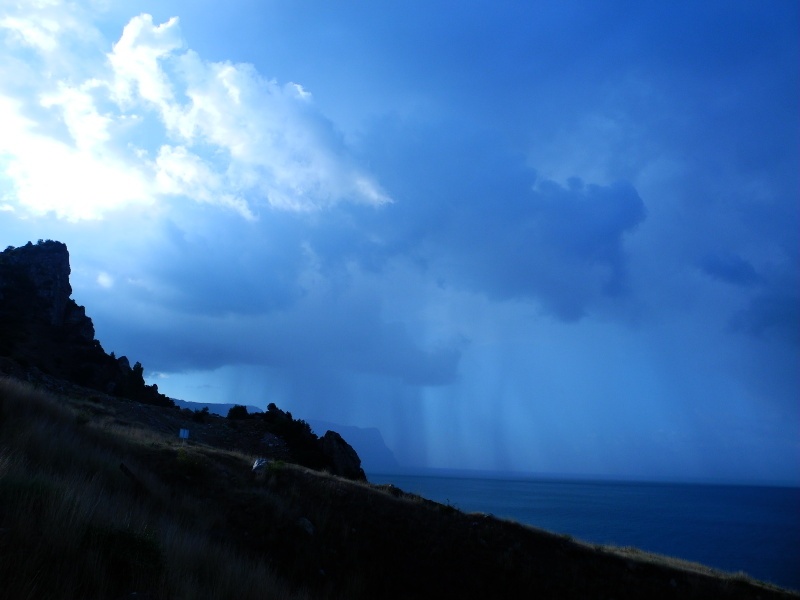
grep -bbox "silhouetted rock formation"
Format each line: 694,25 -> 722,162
0,240 -> 372,479
0,240 -> 172,407
320,430 -> 367,481
309,419 -> 399,473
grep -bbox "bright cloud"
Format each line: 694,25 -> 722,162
40,81 -> 112,150
0,13 -> 62,52
108,14 -> 182,109
0,7 -> 390,221
0,96 -> 152,220
154,144 -> 254,219
96,271 -> 114,288
0,0 -> 90,54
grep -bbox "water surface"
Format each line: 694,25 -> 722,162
370,473 -> 800,590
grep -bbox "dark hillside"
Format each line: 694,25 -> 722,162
0,377 -> 795,600
0,240 -> 796,598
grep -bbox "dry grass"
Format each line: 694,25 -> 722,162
0,377 -> 307,600
1,376 -> 795,600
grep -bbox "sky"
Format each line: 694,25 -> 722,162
0,0 -> 797,484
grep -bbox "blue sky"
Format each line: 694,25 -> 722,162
1,0 -> 797,484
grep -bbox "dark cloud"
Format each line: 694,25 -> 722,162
5,0 -> 795,482
699,253 -> 760,287
350,122 -> 646,320
432,177 -> 646,320
141,213 -> 308,317
92,264 -> 462,387
731,290 -> 800,345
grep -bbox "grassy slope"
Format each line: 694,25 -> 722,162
0,376 -> 796,600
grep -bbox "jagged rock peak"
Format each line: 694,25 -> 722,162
1,240 -> 72,327
0,240 -> 171,407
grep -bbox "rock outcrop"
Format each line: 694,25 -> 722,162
0,240 -> 171,406
0,240 -> 371,480
309,419 -> 399,473
0,240 -> 73,327
319,430 -> 367,481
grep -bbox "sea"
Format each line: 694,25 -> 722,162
368,472 -> 800,591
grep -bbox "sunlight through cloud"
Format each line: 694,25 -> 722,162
0,6 -> 390,222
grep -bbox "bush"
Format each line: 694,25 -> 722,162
192,406 -> 210,423
261,403 -> 327,470
227,404 -> 249,420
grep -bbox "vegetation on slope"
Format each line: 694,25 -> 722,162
0,377 -> 796,600
0,378 -> 307,600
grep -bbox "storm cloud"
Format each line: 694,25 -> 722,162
0,0 -> 797,483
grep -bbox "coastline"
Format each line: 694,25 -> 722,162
369,471 -> 800,591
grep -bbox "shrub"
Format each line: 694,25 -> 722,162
192,406 -> 210,423
227,404 -> 249,420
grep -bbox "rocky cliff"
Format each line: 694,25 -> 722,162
0,240 -> 171,406
319,430 -> 367,481
0,240 -> 369,480
309,419 -> 400,473
0,240 -> 74,328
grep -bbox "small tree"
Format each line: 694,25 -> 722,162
192,406 -> 209,423
227,404 -> 249,420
